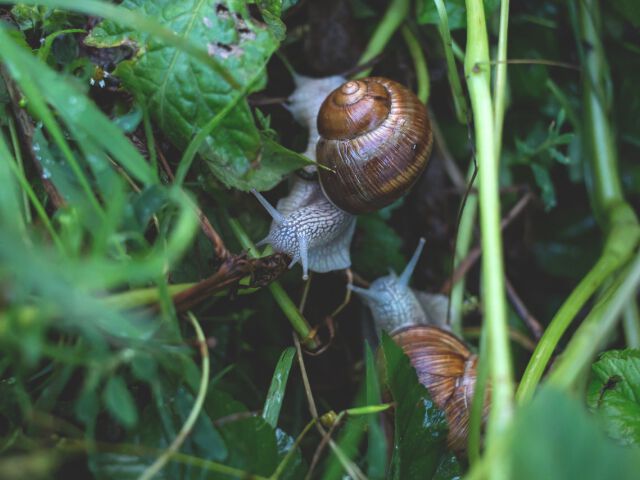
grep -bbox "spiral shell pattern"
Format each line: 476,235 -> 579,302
316,77 -> 432,214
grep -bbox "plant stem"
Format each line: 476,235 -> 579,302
433,0 -> 468,123
622,302 -> 640,349
516,0 -> 640,404
355,0 -> 410,78
449,164 -> 478,336
400,25 -> 430,104
548,250 -> 640,388
468,322 -> 489,465
493,0 -> 510,158
226,216 -> 317,349
579,0 -> 623,219
464,0 -> 514,457
516,252 -> 620,402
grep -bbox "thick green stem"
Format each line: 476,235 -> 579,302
579,0 -> 623,219
517,0 -> 640,403
548,250 -> 640,388
355,0 -> 410,78
464,0 -> 514,452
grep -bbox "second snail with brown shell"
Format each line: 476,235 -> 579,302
350,239 -> 491,453
252,75 -> 433,279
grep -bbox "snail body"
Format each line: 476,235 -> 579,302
316,77 -> 433,214
252,177 -> 356,280
253,76 -> 432,278
351,239 -> 488,453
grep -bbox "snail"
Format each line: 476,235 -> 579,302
316,77 -> 433,214
252,76 -> 432,279
252,75 -> 356,280
252,178 -> 356,280
350,239 -> 489,453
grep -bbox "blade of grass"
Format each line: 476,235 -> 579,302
433,0 -> 469,123
263,347 -> 296,429
0,27 -> 104,218
1,129 -> 63,250
355,0 -> 410,78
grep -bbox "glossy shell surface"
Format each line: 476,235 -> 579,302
316,77 -> 433,214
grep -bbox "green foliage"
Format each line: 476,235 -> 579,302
352,213 -> 405,278
587,349 -> 640,446
1,0 -> 640,478
380,334 -> 461,480
415,0 -> 499,29
85,0 -> 306,191
509,387 -> 640,479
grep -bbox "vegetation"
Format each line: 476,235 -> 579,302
1,0 -> 640,478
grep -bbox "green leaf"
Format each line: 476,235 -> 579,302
509,387 -> 640,480
380,334 -> 460,480
86,0 -> 300,191
207,388 -> 305,478
364,343 -> 387,480
103,376 -> 138,429
587,349 -> 640,446
262,347 -> 295,429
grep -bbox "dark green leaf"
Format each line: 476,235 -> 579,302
380,334 -> 460,480
353,214 -> 405,278
365,343 -> 387,480
509,387 -> 640,480
610,0 -> 640,27
587,349 -> 640,446
103,376 -> 138,429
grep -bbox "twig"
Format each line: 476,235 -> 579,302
138,313 -> 209,480
505,276 -> 543,339
440,191 -> 533,294
291,333 -> 366,480
170,252 -> 290,312
305,412 -> 345,480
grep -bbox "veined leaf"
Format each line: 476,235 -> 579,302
587,349 -> 640,446
86,0 -> 304,191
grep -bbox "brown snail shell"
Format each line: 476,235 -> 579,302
316,77 -> 433,214
392,325 -> 489,453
